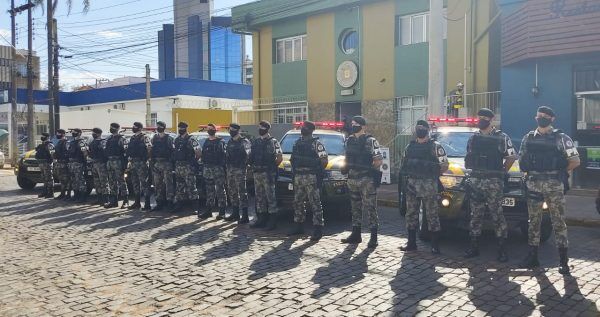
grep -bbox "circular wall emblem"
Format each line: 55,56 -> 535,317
337,61 -> 358,88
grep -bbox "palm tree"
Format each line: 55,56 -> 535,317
32,0 -> 90,15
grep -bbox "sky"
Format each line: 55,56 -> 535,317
0,0 -> 255,91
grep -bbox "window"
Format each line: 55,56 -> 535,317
396,96 -> 428,135
275,35 -> 307,63
340,30 -> 358,54
273,104 -> 307,124
398,10 -> 447,45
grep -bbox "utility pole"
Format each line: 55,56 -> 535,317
52,18 -> 59,129
47,0 -> 54,133
145,64 -> 151,127
26,0 -> 34,150
10,0 -> 18,166
428,0 -> 445,117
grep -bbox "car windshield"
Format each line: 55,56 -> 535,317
193,134 -> 231,147
280,133 -> 345,156
433,132 -> 472,157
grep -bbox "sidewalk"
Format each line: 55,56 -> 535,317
377,184 -> 600,228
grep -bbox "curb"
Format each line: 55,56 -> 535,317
377,199 -> 600,228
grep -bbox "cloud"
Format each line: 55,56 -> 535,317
58,69 -> 115,92
96,31 -> 123,39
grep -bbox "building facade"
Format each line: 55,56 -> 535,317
173,0 -> 212,79
0,45 -> 41,92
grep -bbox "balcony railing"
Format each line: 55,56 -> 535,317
445,91 -> 501,118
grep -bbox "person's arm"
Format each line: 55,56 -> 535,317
273,139 -> 283,166
371,137 -> 383,169
561,134 -> 580,172
503,134 -> 517,172
566,157 -> 580,172
436,143 -> 449,174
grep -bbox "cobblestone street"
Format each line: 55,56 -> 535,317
1,172 -> 599,316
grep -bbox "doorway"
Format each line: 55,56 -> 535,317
336,102 -> 361,122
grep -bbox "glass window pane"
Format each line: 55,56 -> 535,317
293,38 -> 302,62
301,36 -> 307,60
285,40 -> 293,63
400,97 -> 412,107
276,41 -> 284,63
412,15 -> 425,44
401,16 -> 411,45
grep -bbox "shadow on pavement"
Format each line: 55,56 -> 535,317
198,225 -> 255,265
534,272 -> 599,316
248,238 -> 315,280
164,221 -> 233,251
140,218 -> 201,244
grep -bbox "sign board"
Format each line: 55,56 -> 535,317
586,148 -> 600,170
380,147 -> 391,184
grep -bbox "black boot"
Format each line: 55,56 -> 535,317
265,214 -> 277,231
170,201 -> 183,213
520,246 -> 540,269
216,207 -> 226,220
367,228 -> 378,248
497,238 -> 508,263
63,190 -> 72,200
101,194 -> 109,206
128,195 -> 141,210
400,230 -> 417,251
310,225 -> 323,241
198,206 -> 213,219
55,190 -> 65,200
224,207 -> 240,222
238,207 -> 249,224
104,195 -> 118,208
464,236 -> 480,258
558,247 -> 570,275
250,213 -> 267,228
44,188 -> 54,199
38,189 -> 47,198
143,195 -> 152,211
341,226 -> 362,244
152,200 -> 164,212
287,222 -> 304,236
430,231 -> 441,254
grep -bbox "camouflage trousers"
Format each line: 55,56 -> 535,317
226,167 -> 248,208
468,177 -> 507,238
405,178 -> 441,232
106,158 -> 128,198
55,161 -> 70,191
253,171 -> 277,214
129,159 -> 149,197
204,165 -> 227,208
152,158 -> 174,202
293,173 -> 324,226
91,161 -> 108,195
68,161 -> 86,192
348,175 -> 379,229
38,161 -> 54,191
174,161 -> 198,202
526,178 -> 568,247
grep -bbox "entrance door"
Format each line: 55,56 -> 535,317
336,102 -> 361,122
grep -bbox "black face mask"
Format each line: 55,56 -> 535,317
72,132 -> 80,138
478,119 -> 491,130
229,130 -> 238,137
258,128 -> 268,136
178,129 -> 187,135
132,127 -> 141,133
300,127 -> 312,136
55,134 -> 63,139
92,133 -> 100,139
208,129 -> 216,136
110,128 -> 118,134
41,136 -> 48,142
415,128 -> 429,138
157,127 -> 165,133
536,117 -> 552,128
351,125 -> 362,134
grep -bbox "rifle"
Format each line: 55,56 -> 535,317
462,178 -> 486,202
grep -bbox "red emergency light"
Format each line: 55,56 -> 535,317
198,124 -> 225,131
293,121 -> 344,129
428,117 -> 479,123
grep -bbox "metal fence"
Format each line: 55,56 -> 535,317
446,91 -> 502,117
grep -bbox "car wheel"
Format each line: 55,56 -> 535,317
419,204 -> 431,241
17,175 -> 36,190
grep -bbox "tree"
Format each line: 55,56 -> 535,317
32,0 -> 90,15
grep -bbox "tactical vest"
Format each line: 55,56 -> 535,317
226,138 -> 247,168
346,134 -> 373,171
465,132 -> 504,172
173,135 -> 195,162
67,138 -> 85,163
202,138 -> 225,166
105,134 -> 124,157
291,137 -> 320,173
250,137 -> 276,169
89,139 -> 107,163
403,140 -> 440,178
151,134 -> 172,159
520,131 -> 568,172
35,141 -> 52,162
127,133 -> 147,160
54,139 -> 68,161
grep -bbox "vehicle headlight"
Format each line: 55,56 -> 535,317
441,198 -> 451,207
542,202 -> 548,210
439,175 -> 461,189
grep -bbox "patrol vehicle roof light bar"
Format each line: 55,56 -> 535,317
428,117 -> 479,123
293,121 -> 344,129
198,125 -> 226,131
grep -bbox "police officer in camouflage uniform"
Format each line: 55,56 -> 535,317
223,123 -> 252,224
150,121 -> 175,212
104,123 -> 129,209
519,106 -> 580,275
341,116 -> 383,248
172,122 -> 201,213
53,129 -> 71,199
67,128 -> 89,203
399,120 -> 448,254
35,132 -> 55,198
126,122 -> 152,211
287,121 -> 328,241
198,123 -> 228,220
249,121 -> 283,231
463,108 -> 516,262
88,128 -> 109,206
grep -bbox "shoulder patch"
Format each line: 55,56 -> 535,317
317,143 -> 325,152
507,138 -> 513,147
437,146 -> 446,156
191,139 -> 199,147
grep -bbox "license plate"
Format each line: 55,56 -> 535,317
288,183 -> 294,191
27,167 -> 40,172
502,197 -> 515,207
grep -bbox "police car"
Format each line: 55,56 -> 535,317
276,122 -> 350,212
399,117 -> 553,242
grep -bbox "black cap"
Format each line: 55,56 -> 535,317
110,122 -> 120,129
259,120 -> 271,130
41,132 -> 50,137
352,116 -> 367,126
477,108 -> 495,118
133,122 -> 143,129
156,121 -> 166,128
92,128 -> 102,134
73,128 -> 82,133
229,123 -> 241,130
537,105 -> 555,117
416,120 -> 429,129
56,129 -> 66,134
303,121 -> 316,131
207,123 -> 216,129
178,121 -> 188,129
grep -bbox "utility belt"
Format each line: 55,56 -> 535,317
526,171 -> 559,181
107,156 -> 123,160
469,170 -> 504,178
152,157 -> 170,161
